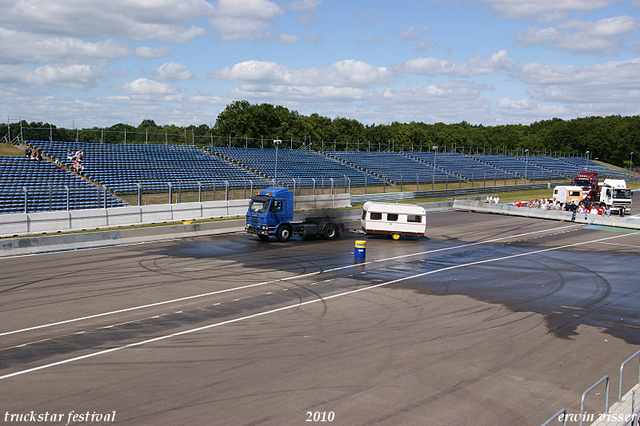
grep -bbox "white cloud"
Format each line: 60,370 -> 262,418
123,78 -> 181,96
481,0 -> 621,20
209,0 -> 284,41
493,97 -> 571,123
516,59 -> 640,108
395,26 -> 429,41
0,0 -> 211,42
285,0 -> 322,11
136,46 -> 173,60
416,40 -> 437,51
394,50 -> 516,76
284,0 -> 322,26
515,16 -> 640,55
397,26 -> 420,41
304,32 -> 323,43
209,59 -> 395,88
279,33 -> 299,43
31,64 -> 111,90
0,28 -> 132,64
359,35 -> 386,44
0,63 -> 113,90
154,62 -> 196,81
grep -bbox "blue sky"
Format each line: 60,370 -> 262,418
1,0 -> 639,129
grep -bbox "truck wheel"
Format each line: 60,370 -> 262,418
322,223 -> 338,240
276,225 -> 291,242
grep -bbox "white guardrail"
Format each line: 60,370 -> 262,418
453,199 -> 640,230
0,193 -> 352,238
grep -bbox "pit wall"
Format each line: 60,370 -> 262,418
453,199 -> 640,230
0,193 -> 351,238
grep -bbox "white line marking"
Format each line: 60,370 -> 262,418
0,224 -> 584,338
0,227 -> 634,381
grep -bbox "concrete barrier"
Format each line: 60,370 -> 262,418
0,219 -> 247,257
453,199 -> 640,230
0,193 -> 351,238
2,196 -> 454,258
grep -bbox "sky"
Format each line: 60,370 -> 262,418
1,0 -> 640,129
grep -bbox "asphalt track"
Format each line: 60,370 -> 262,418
1,211 -> 640,426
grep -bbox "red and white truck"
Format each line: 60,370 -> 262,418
572,172 -> 632,214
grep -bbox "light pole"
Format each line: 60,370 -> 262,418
432,146 -> 438,191
524,149 -> 529,184
584,151 -> 589,171
274,139 -> 282,182
631,152 -> 634,176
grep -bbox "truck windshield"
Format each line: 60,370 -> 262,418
575,180 -> 593,189
614,189 -> 631,199
248,199 -> 270,213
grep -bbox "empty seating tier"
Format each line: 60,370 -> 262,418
209,147 -> 384,187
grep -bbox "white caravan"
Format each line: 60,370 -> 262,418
552,186 -> 583,204
361,201 -> 427,240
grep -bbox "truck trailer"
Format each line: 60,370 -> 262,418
245,187 -> 344,242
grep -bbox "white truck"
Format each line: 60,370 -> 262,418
361,201 -> 427,240
598,179 -> 632,214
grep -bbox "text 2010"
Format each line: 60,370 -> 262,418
306,411 -> 335,422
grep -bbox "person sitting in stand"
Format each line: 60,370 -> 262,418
54,158 -> 63,169
32,148 -> 42,161
75,149 -> 83,161
73,158 -> 84,174
67,150 -> 75,162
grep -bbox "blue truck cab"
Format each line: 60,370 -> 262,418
245,187 -> 342,242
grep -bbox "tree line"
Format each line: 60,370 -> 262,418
3,100 -> 639,168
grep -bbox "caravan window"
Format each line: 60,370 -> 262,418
370,212 -> 382,220
407,215 -> 422,223
387,213 -> 398,221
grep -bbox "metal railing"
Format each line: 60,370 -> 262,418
620,350 -> 640,402
580,375 -> 610,426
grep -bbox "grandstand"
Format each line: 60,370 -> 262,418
0,140 -> 635,215
559,157 -> 635,179
208,147 -> 385,187
469,155 -> 567,181
402,151 -> 513,182
28,141 -> 272,194
325,151 -> 458,184
0,156 -> 125,214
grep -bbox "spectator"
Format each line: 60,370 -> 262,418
67,150 -> 75,162
494,195 -> 499,205
54,158 -> 63,169
73,158 -> 84,174
25,147 -> 32,158
32,148 -> 42,161
75,149 -> 83,161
